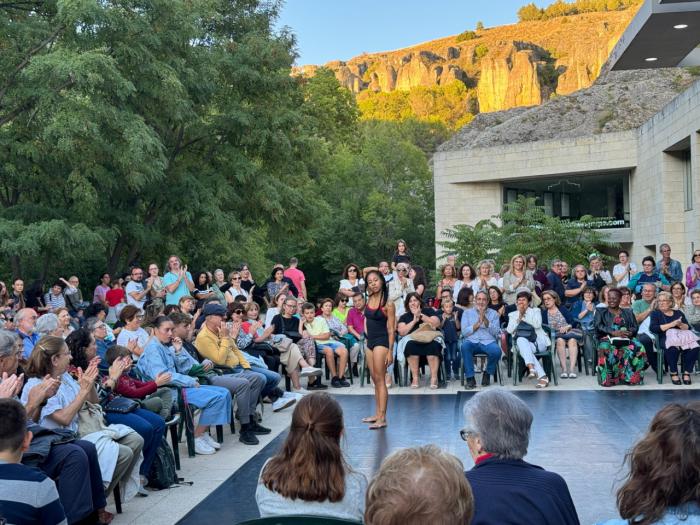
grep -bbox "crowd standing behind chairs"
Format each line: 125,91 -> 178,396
1,243 -> 700,524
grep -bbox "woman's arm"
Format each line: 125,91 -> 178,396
386,303 -> 396,351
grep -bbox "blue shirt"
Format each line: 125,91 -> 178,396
17,330 -> 39,360
656,258 -> 683,284
0,461 -> 67,525
461,307 -> 500,344
137,338 -> 199,387
597,502 -> 700,525
163,271 -> 193,306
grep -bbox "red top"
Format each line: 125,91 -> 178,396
115,374 -> 158,399
475,453 -> 495,465
105,288 -> 125,307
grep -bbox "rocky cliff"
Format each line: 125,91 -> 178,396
296,9 -> 637,114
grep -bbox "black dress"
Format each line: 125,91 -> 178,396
400,308 -> 442,357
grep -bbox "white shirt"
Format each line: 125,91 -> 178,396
125,280 -> 146,309
116,327 -> 151,357
613,263 -> 637,287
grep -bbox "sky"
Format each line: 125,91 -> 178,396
276,0 -> 536,66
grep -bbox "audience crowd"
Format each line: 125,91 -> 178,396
1,241 -> 699,524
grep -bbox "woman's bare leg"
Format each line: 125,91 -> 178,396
408,356 -> 420,387
365,346 -> 389,427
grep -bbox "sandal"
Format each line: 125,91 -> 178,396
430,382 -> 438,390
683,373 -> 692,385
560,372 -> 569,379
527,367 -> 536,379
369,421 -> 387,430
410,382 -> 420,389
671,373 -> 681,386
568,372 -> 577,379
535,376 -> 549,389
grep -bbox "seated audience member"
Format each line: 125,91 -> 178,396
256,393 -> 367,521
473,260 -> 497,294
631,283 -> 660,373
685,289 -> 700,331
547,260 -> 566,303
264,292 -> 287,328
43,281 -> 66,313
224,271 -> 250,303
456,285 -> 475,311
34,313 -> 63,339
84,316 -> 113,361
397,293 -> 442,389
453,263 -> 476,303
339,263 -> 364,307
364,444 -> 473,525
685,249 -> 700,295
587,254 -> 613,291
619,286 -> 633,309
670,281 -> 687,311
613,250 -> 637,288
597,401 -> 700,525
460,291 -> 500,389
104,278 -> 125,324
388,262 -> 414,317
436,264 -> 457,301
21,336 -> 144,497
650,291 -> 700,386
59,275 -> 86,316
192,271 -> 215,312
437,298 -> 460,381
210,269 -> 229,306
301,302 -> 350,388
409,265 -> 427,297
0,399 -> 67,525
9,278 -> 27,313
628,256 -> 671,295
541,290 -> 582,379
105,345 -> 175,421
54,308 -> 74,338
502,254 -> 536,305
318,298 -> 359,366
342,292 -> 364,375
594,288 -> 647,387
125,266 -> 150,310
65,329 -> 165,488
656,243 -> 684,284
331,293 -> 349,324
564,265 -> 591,309
463,389 -> 580,525
115,305 -> 150,359
571,287 -> 598,366
177,294 -> 196,317
0,330 -> 111,525
15,308 -> 39,359
137,316 -> 233,453
507,290 -> 551,388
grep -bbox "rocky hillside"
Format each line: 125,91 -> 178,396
296,8 -> 639,114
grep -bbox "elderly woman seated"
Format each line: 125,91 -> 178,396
649,291 -> 700,386
593,288 -> 647,387
541,290 -> 582,379
397,293 -> 442,389
462,389 -> 580,525
506,290 -> 551,388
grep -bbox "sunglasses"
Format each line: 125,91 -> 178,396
233,309 -> 244,315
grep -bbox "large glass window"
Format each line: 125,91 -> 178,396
503,171 -> 630,228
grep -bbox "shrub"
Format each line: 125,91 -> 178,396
474,44 -> 489,60
456,30 -> 478,42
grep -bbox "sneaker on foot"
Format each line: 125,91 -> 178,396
203,433 -> 221,450
300,366 -> 322,377
292,388 -> 310,396
239,429 -> 259,446
250,422 -> 271,435
339,378 -> 351,387
164,413 -> 180,426
272,396 -> 296,412
331,377 -> 342,388
194,436 -> 215,455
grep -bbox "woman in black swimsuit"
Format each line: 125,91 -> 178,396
363,270 -> 395,430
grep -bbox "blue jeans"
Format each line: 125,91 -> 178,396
106,407 -> 165,476
461,340 -> 501,378
444,341 -> 461,375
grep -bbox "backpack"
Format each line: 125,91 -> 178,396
147,438 -> 179,490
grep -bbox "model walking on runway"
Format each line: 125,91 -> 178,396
362,270 -> 395,430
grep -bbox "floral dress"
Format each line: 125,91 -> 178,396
596,312 -> 647,387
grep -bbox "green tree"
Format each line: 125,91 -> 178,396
437,220 -> 498,265
518,3 -> 544,21
476,21 -> 485,30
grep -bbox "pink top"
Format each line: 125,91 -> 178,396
346,308 -> 365,336
283,267 -> 305,298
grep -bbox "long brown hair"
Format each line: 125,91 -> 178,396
261,392 -> 347,502
617,401 -> 700,525
25,336 -> 67,378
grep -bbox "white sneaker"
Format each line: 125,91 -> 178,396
292,388 -> 310,396
194,436 -> 215,455
301,366 -> 323,377
272,396 -> 296,412
203,433 -> 221,450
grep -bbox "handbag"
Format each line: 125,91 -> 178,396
273,335 -> 294,353
410,323 -> 443,344
515,321 -> 537,342
102,395 -> 139,414
77,401 -> 110,437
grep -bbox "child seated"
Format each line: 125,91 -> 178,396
0,398 -> 67,525
105,345 -> 176,422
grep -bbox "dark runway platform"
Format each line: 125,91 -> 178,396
178,390 -> 699,525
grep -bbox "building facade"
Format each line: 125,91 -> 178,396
433,77 -> 700,269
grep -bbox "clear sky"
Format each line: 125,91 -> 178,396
276,0 -> 538,66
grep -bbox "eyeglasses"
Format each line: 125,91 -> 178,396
233,309 -> 243,315
340,299 -> 348,303
231,277 -> 241,281
459,429 -> 475,441
348,268 -> 357,273
284,303 -> 296,308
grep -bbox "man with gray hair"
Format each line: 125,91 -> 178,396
34,313 -> 60,338
656,243 -> 683,284
546,259 -> 565,301
632,283 -> 659,373
462,389 -> 579,525
15,308 -> 39,360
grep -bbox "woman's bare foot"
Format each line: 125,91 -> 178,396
362,416 -> 378,423
369,419 -> 387,430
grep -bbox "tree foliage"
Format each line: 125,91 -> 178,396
438,197 -> 618,267
517,0 -> 641,21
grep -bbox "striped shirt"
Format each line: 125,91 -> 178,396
0,462 -> 66,525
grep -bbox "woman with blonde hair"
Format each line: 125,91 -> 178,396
473,260 -> 498,295
502,254 -> 535,305
257,392 -> 367,520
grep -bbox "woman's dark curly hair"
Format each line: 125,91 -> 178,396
616,401 -> 700,525
65,328 -> 93,370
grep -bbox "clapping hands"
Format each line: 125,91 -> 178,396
0,372 -> 24,399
